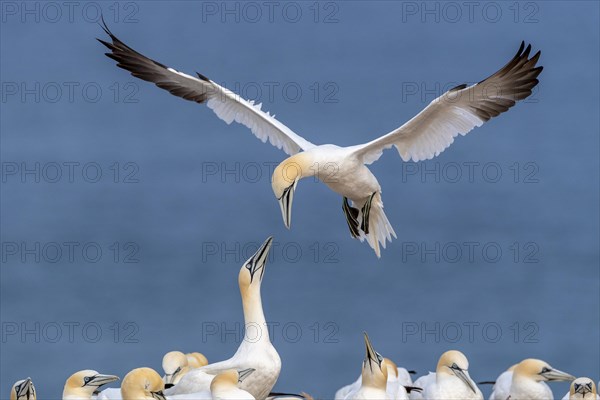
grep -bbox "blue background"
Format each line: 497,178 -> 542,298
1,1 -> 599,398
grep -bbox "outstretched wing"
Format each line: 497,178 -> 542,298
98,21 -> 315,155
353,42 -> 542,164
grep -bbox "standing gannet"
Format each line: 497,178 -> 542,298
416,350 -> 482,400
63,370 -> 119,399
163,351 -> 191,388
336,358 -> 410,399
508,359 -> 575,400
98,23 -> 543,257
167,237 -> 281,399
562,378 -> 599,400
97,368 -> 166,400
11,378 -> 36,400
343,333 -> 390,400
187,353 -> 209,369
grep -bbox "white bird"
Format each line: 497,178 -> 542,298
336,358 -> 411,400
487,363 -> 518,400
166,237 -> 281,399
11,378 -> 36,400
186,353 -> 209,369
97,368 -> 166,400
210,369 -> 256,400
562,378 -> 599,400
163,351 -> 191,388
508,358 -> 575,400
98,23 -> 543,257
62,370 -> 119,400
343,332 -> 390,400
413,350 -> 482,400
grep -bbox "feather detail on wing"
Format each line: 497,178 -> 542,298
97,20 -> 314,156
353,41 -> 542,164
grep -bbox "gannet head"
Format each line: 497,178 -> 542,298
186,352 -> 208,369
63,370 -> 119,399
514,359 -> 575,383
238,236 -> 273,290
121,368 -> 166,400
272,154 -> 311,229
11,378 -> 35,400
569,378 -> 596,399
162,351 -> 189,387
361,332 -> 388,389
436,350 -> 478,394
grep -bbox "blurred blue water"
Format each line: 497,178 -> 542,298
1,1 -> 598,398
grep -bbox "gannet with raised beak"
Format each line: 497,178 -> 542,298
97,368 -> 166,400
487,363 -> 518,400
62,370 -> 119,399
562,378 -> 599,400
98,23 -> 543,257
343,333 -> 390,400
11,378 -> 36,400
336,358 -> 410,399
187,353 -> 209,369
509,359 -> 575,400
416,350 -> 482,400
163,351 -> 191,388
167,237 -> 281,399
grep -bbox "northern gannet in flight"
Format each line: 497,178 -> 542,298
484,363 -> 518,400
62,370 -> 119,400
508,359 -> 575,400
336,358 -> 412,400
97,368 -> 166,400
411,350 -> 482,400
343,333 -> 390,400
162,351 -> 191,388
562,378 -> 599,400
11,378 -> 36,400
167,237 -> 281,399
186,353 -> 209,369
98,23 -> 542,257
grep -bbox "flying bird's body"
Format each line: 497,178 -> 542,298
98,22 -> 542,256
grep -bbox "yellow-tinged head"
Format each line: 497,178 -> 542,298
121,368 -> 166,400
186,352 -> 208,369
63,370 -> 119,399
11,378 -> 35,400
272,154 -> 312,229
513,359 -> 575,383
383,358 -> 399,379
162,351 -> 189,386
569,377 -> 596,399
210,369 -> 255,396
238,236 -> 273,293
361,332 -> 388,389
436,350 -> 478,394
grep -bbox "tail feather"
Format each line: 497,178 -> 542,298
354,192 -> 396,257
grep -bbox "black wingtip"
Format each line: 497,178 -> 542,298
196,72 -> 210,82
404,386 -> 423,394
408,370 -> 417,375
478,381 -> 497,385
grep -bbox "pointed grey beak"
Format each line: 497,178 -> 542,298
86,374 -> 119,387
246,236 -> 273,282
151,390 -> 167,400
16,378 -> 34,400
452,367 -> 478,394
541,368 -> 576,382
363,332 -> 382,368
238,368 -> 255,383
278,180 -> 298,229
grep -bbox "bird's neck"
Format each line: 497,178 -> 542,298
241,287 -> 270,345
62,387 -> 92,400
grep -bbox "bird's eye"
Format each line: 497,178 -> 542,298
84,377 -> 91,383
451,363 -> 459,370
175,367 -> 181,374
541,367 -> 551,374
